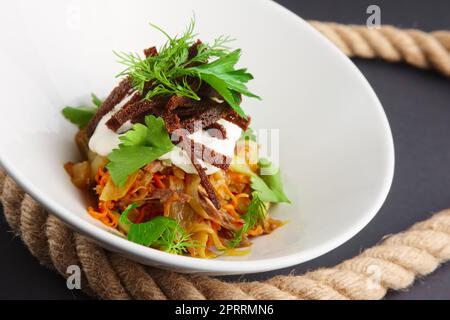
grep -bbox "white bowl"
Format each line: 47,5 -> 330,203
0,0 -> 394,275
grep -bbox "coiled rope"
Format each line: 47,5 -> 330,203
1,22 -> 450,300
309,21 -> 450,76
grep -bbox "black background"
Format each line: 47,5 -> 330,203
1,0 -> 450,299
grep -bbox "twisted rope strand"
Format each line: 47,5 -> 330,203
108,254 -> 167,300
46,214 -> 94,295
238,281 -> 298,300
336,256 -> 414,290
1,23 -> 450,300
74,234 -> 130,300
266,275 -> 349,300
147,268 -> 206,300
2,176 -> 24,233
310,21 -> 450,76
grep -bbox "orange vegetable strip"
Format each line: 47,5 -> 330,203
152,173 -> 166,189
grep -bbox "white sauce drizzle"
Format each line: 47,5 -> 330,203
158,119 -> 241,175
88,94 -> 134,157
88,100 -> 242,175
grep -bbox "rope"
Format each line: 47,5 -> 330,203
310,22 -> 450,77
1,22 -> 450,300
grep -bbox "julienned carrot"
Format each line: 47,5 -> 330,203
88,205 -> 117,228
228,171 -> 250,184
152,173 -> 166,189
95,167 -> 103,184
223,204 -> 240,218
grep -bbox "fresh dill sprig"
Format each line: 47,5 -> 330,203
114,18 -> 228,99
153,227 -> 198,255
114,17 -> 260,118
228,192 -> 267,248
246,192 -> 268,227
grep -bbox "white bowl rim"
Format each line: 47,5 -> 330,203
0,0 -> 395,274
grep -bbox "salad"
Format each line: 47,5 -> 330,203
63,19 -> 290,258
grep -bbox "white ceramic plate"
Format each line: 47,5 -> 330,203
0,0 -> 394,275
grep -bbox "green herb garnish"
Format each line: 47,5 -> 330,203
230,157 -> 290,204
120,204 -> 196,254
90,93 -> 102,108
241,127 -> 256,142
250,159 -> 290,203
228,158 -> 290,248
62,93 -> 102,128
114,18 -> 260,119
228,192 -> 267,248
106,115 -> 175,187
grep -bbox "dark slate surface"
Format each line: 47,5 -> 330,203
1,0 -> 449,299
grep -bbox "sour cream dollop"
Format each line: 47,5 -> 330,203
88,102 -> 242,175
88,95 -> 134,156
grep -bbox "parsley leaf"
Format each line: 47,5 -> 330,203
61,93 -> 102,128
249,175 -> 280,203
120,204 -> 196,254
257,159 -> 290,203
186,49 -> 260,118
62,107 -> 96,128
106,115 -> 174,187
230,157 -> 290,204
